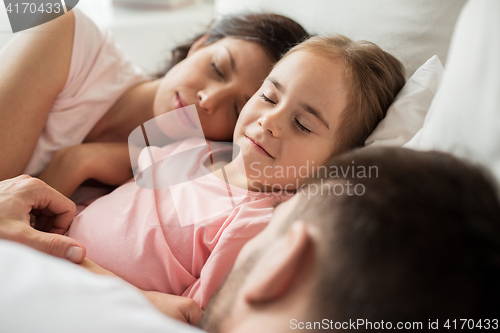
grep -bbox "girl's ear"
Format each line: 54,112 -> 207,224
241,221 -> 311,304
187,34 -> 211,57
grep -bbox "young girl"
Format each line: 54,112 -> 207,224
67,35 -> 405,309
0,9 -> 308,194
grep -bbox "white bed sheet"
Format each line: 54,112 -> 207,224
0,240 -> 202,333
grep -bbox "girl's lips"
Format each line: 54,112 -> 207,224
245,136 -> 274,158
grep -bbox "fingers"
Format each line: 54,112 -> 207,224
25,226 -> 86,263
181,299 -> 204,326
32,178 -> 76,229
24,177 -> 76,233
15,174 -> 31,180
141,291 -> 204,326
0,175 -> 84,262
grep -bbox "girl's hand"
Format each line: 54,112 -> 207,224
142,291 -> 204,326
39,143 -> 133,197
80,258 -> 204,325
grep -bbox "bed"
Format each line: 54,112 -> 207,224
2,0 -> 500,331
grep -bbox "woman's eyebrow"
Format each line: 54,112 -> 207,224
221,47 -> 250,102
223,46 -> 237,74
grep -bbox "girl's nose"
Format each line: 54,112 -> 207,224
258,109 -> 283,137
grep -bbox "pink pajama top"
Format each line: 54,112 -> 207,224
67,138 -> 292,308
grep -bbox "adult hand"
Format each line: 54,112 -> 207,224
142,291 -> 204,326
0,175 -> 86,263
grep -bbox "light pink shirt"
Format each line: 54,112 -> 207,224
23,9 -> 149,176
67,138 -> 292,308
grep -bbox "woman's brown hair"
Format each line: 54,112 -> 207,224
286,35 -> 406,154
157,13 -> 309,78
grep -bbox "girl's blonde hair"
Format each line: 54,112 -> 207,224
286,35 -> 405,154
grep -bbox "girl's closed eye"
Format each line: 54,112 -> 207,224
295,119 -> 312,134
259,93 -> 276,104
259,92 -> 312,133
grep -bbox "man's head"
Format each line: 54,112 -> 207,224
200,147 -> 500,332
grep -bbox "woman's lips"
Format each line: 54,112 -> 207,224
174,92 -> 188,108
245,136 -> 274,158
174,93 -> 198,129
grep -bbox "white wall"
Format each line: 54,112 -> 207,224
0,0 -> 215,74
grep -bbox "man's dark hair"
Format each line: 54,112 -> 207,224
156,13 -> 309,77
291,148 -> 500,324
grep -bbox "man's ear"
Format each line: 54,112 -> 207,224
242,221 -> 312,304
187,34 -> 211,57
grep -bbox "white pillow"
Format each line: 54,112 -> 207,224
0,241 -> 201,333
404,0 -> 500,191
364,55 -> 443,148
214,0 -> 465,79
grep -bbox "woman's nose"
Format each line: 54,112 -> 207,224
258,109 -> 283,137
197,88 -> 226,115
197,90 -> 213,114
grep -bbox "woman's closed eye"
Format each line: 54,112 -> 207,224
211,61 -> 224,79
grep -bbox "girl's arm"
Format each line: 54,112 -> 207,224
38,143 -> 133,198
80,258 -> 204,325
0,11 -> 75,181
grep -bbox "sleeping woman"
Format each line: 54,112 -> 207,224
66,35 -> 405,311
0,8 -> 308,196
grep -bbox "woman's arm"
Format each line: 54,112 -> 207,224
80,258 -> 204,325
0,11 -> 74,181
38,142 -> 133,198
